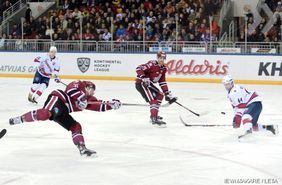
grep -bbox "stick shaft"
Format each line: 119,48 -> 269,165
184,124 -> 231,127
179,116 -> 231,127
60,81 -> 67,86
175,102 -> 200,117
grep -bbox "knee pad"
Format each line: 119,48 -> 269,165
70,122 -> 82,134
242,114 -> 253,125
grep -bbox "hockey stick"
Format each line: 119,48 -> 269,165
87,101 -> 171,107
179,116 -> 231,127
148,85 -> 199,115
175,102 -> 200,117
59,81 -> 67,86
0,129 -> 7,139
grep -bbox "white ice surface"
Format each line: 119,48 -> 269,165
0,78 -> 281,185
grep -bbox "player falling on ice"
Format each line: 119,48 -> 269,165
9,80 -> 122,156
28,46 -> 61,103
135,51 -> 177,127
222,75 -> 278,138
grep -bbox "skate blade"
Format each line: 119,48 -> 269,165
81,153 -> 98,158
153,124 -> 167,128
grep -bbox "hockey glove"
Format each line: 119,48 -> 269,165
142,78 -> 151,87
107,99 -> 122,110
165,91 -> 177,104
77,99 -> 88,110
54,75 -> 61,83
232,114 -> 242,128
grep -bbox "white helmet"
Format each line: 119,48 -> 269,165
49,46 -> 57,52
222,75 -> 233,84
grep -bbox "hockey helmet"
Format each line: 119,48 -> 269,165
49,46 -> 57,52
222,75 -> 233,84
157,51 -> 166,59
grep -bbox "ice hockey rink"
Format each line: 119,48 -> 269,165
0,78 -> 281,185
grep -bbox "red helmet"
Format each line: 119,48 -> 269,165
83,81 -> 96,91
157,51 -> 166,59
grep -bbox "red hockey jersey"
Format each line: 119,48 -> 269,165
51,80 -> 112,112
136,60 -> 169,93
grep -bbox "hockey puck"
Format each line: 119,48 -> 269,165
221,112 -> 226,115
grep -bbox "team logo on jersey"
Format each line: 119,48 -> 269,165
77,58 -> 91,73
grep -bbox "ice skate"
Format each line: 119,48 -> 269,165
151,117 -> 166,128
9,116 -> 23,125
77,144 -> 97,157
28,93 -> 38,104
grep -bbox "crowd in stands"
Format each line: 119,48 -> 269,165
239,0 -> 282,42
1,0 -> 221,43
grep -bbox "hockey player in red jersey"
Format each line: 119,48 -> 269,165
135,51 -> 177,127
9,80 -> 122,156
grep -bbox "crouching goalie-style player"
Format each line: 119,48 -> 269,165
135,51 -> 177,127
222,75 -> 278,138
9,80 -> 122,157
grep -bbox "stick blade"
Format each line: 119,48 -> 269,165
0,129 -> 7,139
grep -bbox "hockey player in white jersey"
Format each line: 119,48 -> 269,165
28,46 -> 61,103
222,75 -> 278,138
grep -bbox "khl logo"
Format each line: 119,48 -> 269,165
77,58 -> 91,73
258,62 -> 282,76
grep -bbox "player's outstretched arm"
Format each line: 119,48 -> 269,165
86,97 -> 122,112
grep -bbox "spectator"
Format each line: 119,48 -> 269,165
201,29 -> 211,42
180,28 -> 189,41
273,7 -> 282,24
102,28 -> 112,41
72,8 -> 82,20
62,0 -> 69,10
3,1 -> 12,11
11,24 -> 20,38
45,25 -> 54,39
83,28 -> 94,40
0,34 -> 7,49
116,24 -> 126,38
25,4 -> 32,23
165,2 -> 175,16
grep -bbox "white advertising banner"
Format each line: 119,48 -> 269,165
182,47 -> 206,53
0,52 -> 281,84
216,48 -> 241,54
149,47 -> 172,52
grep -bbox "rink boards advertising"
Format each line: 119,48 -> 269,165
0,52 -> 281,85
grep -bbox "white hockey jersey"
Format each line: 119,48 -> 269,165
34,53 -> 60,78
227,85 -> 261,115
